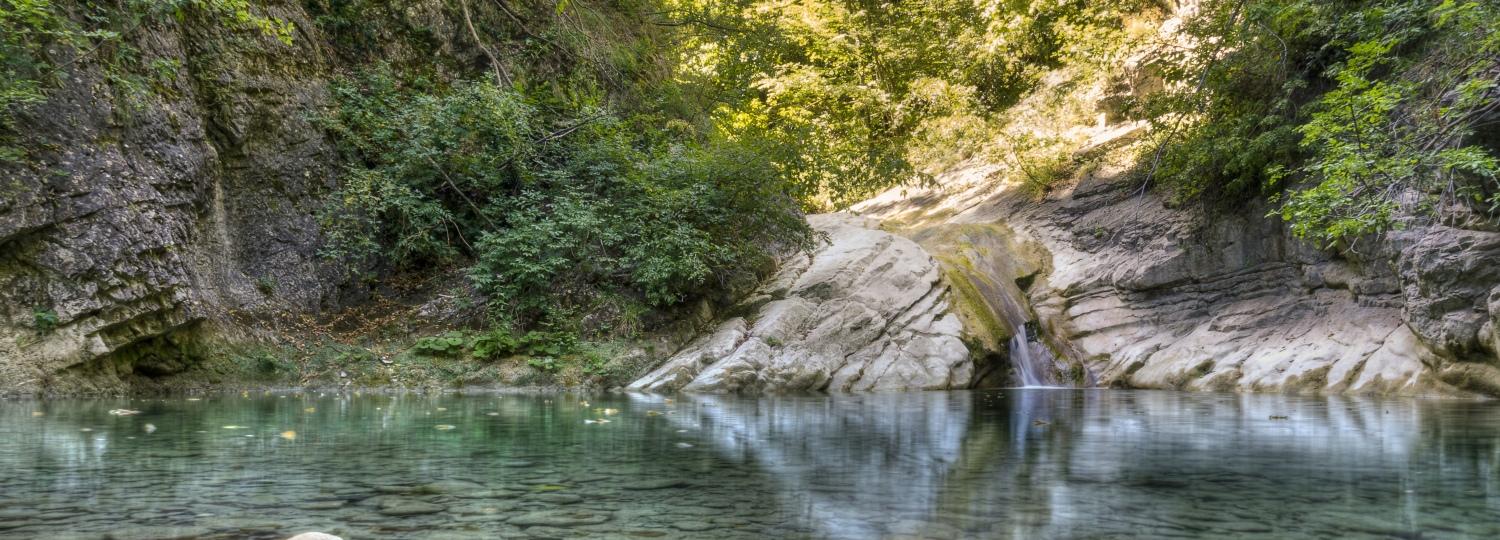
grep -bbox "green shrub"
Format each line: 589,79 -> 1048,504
412,332 -> 467,356
31,307 -> 58,334
1145,0 -> 1500,246
527,356 -> 559,373
319,66 -> 813,332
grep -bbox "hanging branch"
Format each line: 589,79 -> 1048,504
460,0 -> 512,88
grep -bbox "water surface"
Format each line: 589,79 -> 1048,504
2,389 -> 1499,539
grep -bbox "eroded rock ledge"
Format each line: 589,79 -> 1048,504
629,214 -> 988,394
856,156 -> 1500,397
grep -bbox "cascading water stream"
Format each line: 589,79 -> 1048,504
1008,320 -> 1059,388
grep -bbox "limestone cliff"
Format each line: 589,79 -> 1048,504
629,214 -> 995,394
0,2 -> 498,395
0,5 -> 347,394
856,149 -> 1500,396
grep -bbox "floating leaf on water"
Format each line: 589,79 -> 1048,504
280,431 -> 297,440
304,407 -> 316,413
108,409 -> 141,416
31,411 -> 44,417
434,424 -> 457,431
645,411 -> 662,417
533,485 -> 568,492
580,401 -> 590,407
436,408 -> 447,412
240,391 -> 249,398
603,408 -> 620,416
663,399 -> 675,404
144,424 -> 157,433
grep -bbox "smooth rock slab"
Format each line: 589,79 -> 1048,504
285,533 -> 344,540
620,479 -> 689,490
532,493 -> 584,505
453,489 -> 523,499
671,520 -> 717,532
508,509 -> 613,527
629,213 -> 980,394
377,500 -> 446,516
419,480 -> 486,494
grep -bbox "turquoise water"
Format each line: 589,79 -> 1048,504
1,389 -> 1499,539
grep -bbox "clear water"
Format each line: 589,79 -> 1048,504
2,389 -> 1499,539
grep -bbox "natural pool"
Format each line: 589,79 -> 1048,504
1,389 -> 1499,539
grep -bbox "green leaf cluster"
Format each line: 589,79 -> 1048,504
1147,0 -> 1500,247
320,64 -> 812,331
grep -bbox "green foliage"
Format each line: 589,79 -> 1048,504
255,276 -> 275,296
1147,0 -> 1500,247
1276,0 -> 1500,247
526,356 -> 559,373
31,307 -> 58,334
992,132 -> 1080,197
412,331 -> 469,357
671,0 -> 1154,209
321,65 -> 812,332
409,328 -> 579,361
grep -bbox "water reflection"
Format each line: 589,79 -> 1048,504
1,390 -> 1499,539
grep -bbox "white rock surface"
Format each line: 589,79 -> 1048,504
285,533 -> 343,540
629,213 -> 977,393
854,154 -> 1494,396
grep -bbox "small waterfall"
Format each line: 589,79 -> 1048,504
1008,320 -> 1058,388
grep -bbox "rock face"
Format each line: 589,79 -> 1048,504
0,4 -> 496,395
629,214 -> 987,394
0,8 -> 345,395
855,151 -> 1500,396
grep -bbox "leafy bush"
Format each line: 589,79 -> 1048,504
31,307 -> 58,334
1146,0 -> 1500,246
412,332 -> 468,357
321,66 -> 813,332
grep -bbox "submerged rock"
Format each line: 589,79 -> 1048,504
619,479 -> 689,491
377,499 -> 446,516
532,493 -> 584,505
630,213 -> 990,394
285,534 -> 343,540
508,509 -> 613,527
